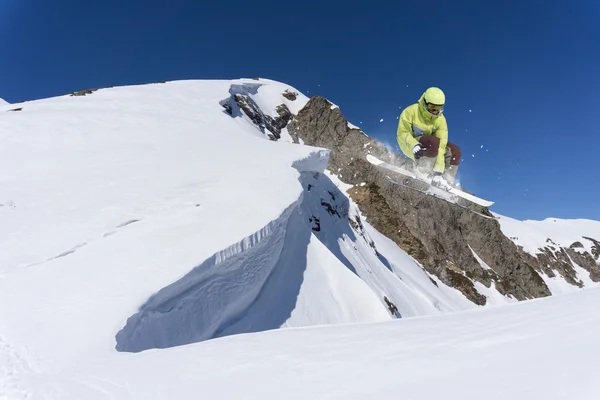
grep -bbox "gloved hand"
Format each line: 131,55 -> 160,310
412,144 -> 424,160
431,171 -> 451,189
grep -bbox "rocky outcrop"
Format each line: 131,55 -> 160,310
70,88 -> 99,97
69,86 -> 115,97
221,91 -> 293,141
288,96 -> 570,303
221,88 -> 599,303
265,104 -> 293,137
585,236 -> 600,260
283,90 -> 298,101
531,237 -> 600,284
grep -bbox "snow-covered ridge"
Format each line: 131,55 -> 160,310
114,152 -> 341,352
0,77 -> 476,376
496,214 -> 600,294
1,77 -> 599,399
497,214 -> 600,256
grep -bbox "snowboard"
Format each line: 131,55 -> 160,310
383,175 -> 499,220
366,154 -> 495,208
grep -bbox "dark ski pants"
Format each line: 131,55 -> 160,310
418,135 -> 461,166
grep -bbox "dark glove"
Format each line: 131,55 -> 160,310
412,144 -> 424,160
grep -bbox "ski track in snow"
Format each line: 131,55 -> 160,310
0,335 -> 34,400
23,218 -> 144,269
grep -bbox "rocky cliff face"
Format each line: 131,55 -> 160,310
288,96 -> 600,303
232,90 -> 599,304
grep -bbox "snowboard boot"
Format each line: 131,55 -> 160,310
442,147 -> 460,187
443,165 -> 459,186
415,157 -> 436,180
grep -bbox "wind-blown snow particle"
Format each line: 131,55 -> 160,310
379,119 -> 383,123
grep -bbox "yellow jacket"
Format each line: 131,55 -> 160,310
396,92 -> 448,172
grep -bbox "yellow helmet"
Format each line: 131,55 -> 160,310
424,87 -> 445,105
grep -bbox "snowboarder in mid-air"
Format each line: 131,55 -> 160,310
368,86 -> 493,215
396,87 -> 461,188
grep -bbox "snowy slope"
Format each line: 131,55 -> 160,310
2,77 -> 599,398
496,214 -> 600,293
1,78 -> 501,398
4,285 -> 600,399
497,214 -> 600,256
0,98 -> 8,105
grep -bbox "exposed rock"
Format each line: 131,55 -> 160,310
234,94 -> 263,127
567,245 -> 600,282
519,237 -> 600,284
534,247 -> 583,287
8,107 -> 23,112
584,236 -> 600,260
289,96 -> 554,303
70,88 -> 98,96
309,216 -> 321,232
383,296 -> 401,317
283,90 -> 298,101
221,101 -> 233,116
69,86 -> 114,97
264,104 -> 293,138
570,241 -> 584,249
219,89 -> 598,303
226,93 -> 293,141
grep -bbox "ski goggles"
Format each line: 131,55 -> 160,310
426,103 -> 444,115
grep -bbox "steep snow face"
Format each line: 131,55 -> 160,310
0,97 -> 8,105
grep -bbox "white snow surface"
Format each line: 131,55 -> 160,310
0,97 -> 8,106
496,214 -> 600,294
497,214 -> 600,257
4,284 -> 600,399
1,78 -> 599,398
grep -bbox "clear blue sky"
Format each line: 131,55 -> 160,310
1,0 -> 598,221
